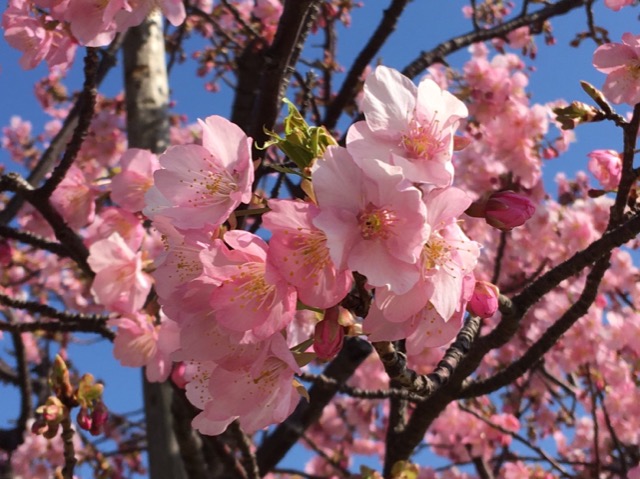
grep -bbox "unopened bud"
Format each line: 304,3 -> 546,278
77,407 -> 92,431
484,191 -> 536,231
90,401 -> 109,436
467,281 -> 500,318
553,101 -> 603,130
314,306 -> 345,361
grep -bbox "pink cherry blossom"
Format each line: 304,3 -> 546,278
65,0 -> 121,46
50,164 -> 96,229
144,115 -> 253,230
365,187 -> 479,349
2,4 -> 52,70
484,190 -> 536,231
604,0 -> 633,10
111,148 -> 161,212
587,149 -> 622,190
373,187 -> 480,323
200,230 -> 297,340
87,232 -> 152,314
189,334 -> 302,435
467,281 -> 500,318
593,33 -> 640,105
347,65 -> 468,186
109,313 -> 179,382
262,199 -> 353,309
312,146 -> 428,294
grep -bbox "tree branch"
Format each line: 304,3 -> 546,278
323,0 -> 411,130
402,0 -> 588,79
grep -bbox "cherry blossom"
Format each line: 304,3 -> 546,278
87,232 -> 152,314
593,32 -> 640,105
347,65 -> 468,186
312,146 -> 428,294
262,198 -> 353,309
200,230 -> 297,340
144,115 -> 253,230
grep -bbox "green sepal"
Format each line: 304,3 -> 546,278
261,98 -> 337,172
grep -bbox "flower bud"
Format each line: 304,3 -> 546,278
171,362 -> 188,389
552,101 -> 603,130
468,281 -> 500,318
90,400 -> 109,436
77,407 -> 92,431
314,306 -> 345,361
484,191 -> 536,231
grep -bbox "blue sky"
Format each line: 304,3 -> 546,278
0,0 -> 638,475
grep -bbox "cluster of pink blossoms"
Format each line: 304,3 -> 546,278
2,0 -> 186,71
97,65 -> 483,434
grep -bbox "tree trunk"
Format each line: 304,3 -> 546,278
122,12 -> 186,479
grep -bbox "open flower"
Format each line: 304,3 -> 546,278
87,233 -> 152,314
593,33 -> 640,105
312,146 -> 429,294
144,115 -> 253,230
200,230 -> 297,340
263,199 -> 353,309
347,65 -> 468,186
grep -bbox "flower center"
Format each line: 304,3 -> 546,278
229,263 -> 277,312
627,60 -> 640,79
184,167 -> 238,207
284,228 -> 331,285
357,204 -> 398,240
400,117 -> 447,160
422,235 -> 451,270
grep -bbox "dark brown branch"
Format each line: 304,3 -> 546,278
402,0 -> 588,79
0,293 -> 113,339
598,389 -> 629,477
492,230 -> 507,285
61,414 -> 78,479
585,366 -> 602,477
459,256 -> 609,398
323,0 -> 410,130
0,173 -> 93,276
0,224 -> 70,257
229,421 -> 260,479
250,0 -> 322,155
610,103 -> 640,225
256,337 -> 372,474
11,322 -> 33,438
372,315 -> 481,396
39,48 -> 99,198
297,372 -> 426,402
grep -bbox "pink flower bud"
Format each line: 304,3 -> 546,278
467,281 -> 500,318
484,191 -> 536,231
171,362 -> 188,389
587,149 -> 622,190
77,407 -> 92,431
90,400 -> 109,436
314,306 -> 345,361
